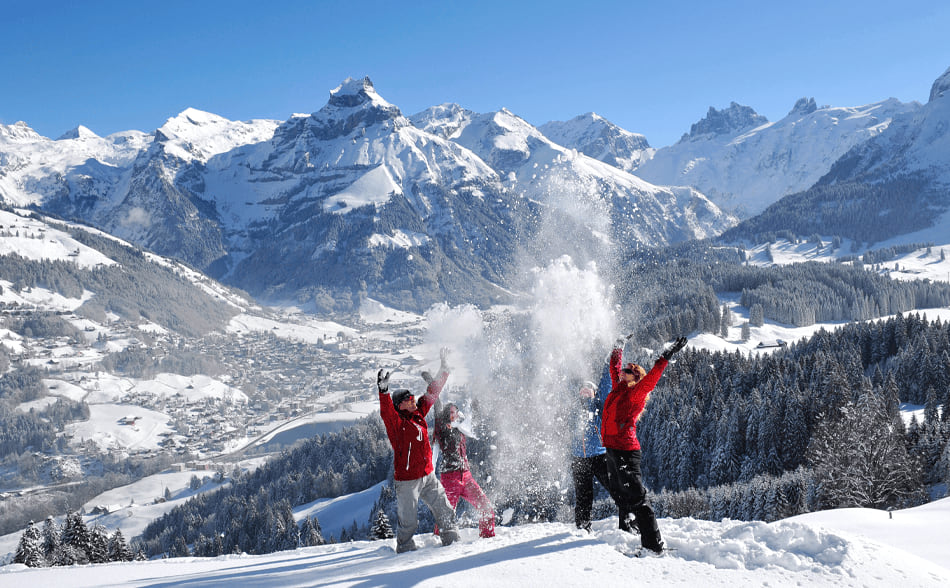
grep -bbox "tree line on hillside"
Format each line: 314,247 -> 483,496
717,177 -> 940,245
619,243 -> 950,347
12,512 -> 145,568
0,366 -> 88,459
138,418 -> 392,557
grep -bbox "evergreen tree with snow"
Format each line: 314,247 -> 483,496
60,511 -> 91,564
171,535 -> 190,557
301,516 -> 325,547
87,524 -> 109,564
370,509 -> 394,540
108,528 -> 133,562
41,516 -> 61,562
14,520 -> 45,568
808,385 -> 921,509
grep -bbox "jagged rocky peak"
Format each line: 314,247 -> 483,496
327,76 -> 395,110
684,102 -> 768,140
789,97 -> 818,117
300,77 -> 403,141
929,66 -> 950,102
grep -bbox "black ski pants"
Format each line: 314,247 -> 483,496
604,448 -> 663,551
570,454 -> 619,529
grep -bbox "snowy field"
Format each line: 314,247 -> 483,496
2,497 -> 948,587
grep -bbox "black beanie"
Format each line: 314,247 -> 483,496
392,389 -> 413,407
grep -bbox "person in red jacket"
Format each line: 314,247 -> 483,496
377,348 -> 459,554
601,336 -> 687,554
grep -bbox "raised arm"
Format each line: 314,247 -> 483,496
377,369 -> 398,432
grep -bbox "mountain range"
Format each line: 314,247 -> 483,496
2,67 -> 950,311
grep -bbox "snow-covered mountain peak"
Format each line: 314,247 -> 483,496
0,121 -> 46,144
539,112 -> 652,173
683,102 -> 769,142
302,77 -> 404,141
408,103 -> 475,139
328,76 -> 393,109
788,97 -> 818,117
56,125 -> 99,141
929,65 -> 950,102
153,108 -> 279,163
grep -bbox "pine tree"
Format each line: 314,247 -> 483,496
14,521 -> 45,568
87,524 -> 110,564
41,516 -> 61,562
750,303 -> 765,327
721,305 -> 733,338
807,391 -> 921,509
301,516 -> 324,546
171,535 -> 190,558
60,511 -> 90,564
370,509 -> 394,540
108,528 -> 133,562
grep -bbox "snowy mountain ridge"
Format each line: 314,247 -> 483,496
632,96 -> 919,217
411,104 -> 733,246
0,76 -> 734,312
539,112 -> 654,173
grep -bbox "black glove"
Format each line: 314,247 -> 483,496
661,337 -> 688,360
377,369 -> 391,393
421,371 -> 434,384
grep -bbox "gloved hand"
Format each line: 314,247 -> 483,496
439,347 -> 450,373
661,337 -> 688,360
421,371 -> 434,384
377,369 -> 391,393
614,333 -> 635,348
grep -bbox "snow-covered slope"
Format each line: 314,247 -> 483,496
3,498 -> 949,587
821,66 -> 950,189
634,98 -> 919,217
0,121 -> 149,209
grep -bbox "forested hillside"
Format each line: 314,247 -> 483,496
620,242 -> 950,346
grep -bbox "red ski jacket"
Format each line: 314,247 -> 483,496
379,371 -> 448,481
601,348 -> 667,451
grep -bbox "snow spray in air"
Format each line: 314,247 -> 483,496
422,257 -> 618,523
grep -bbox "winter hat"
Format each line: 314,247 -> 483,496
392,389 -> 413,407
582,381 -> 596,391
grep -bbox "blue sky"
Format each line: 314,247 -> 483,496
3,0 -> 949,147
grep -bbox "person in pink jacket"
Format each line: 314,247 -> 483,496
601,336 -> 686,554
377,348 -> 458,553
431,391 -> 495,538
